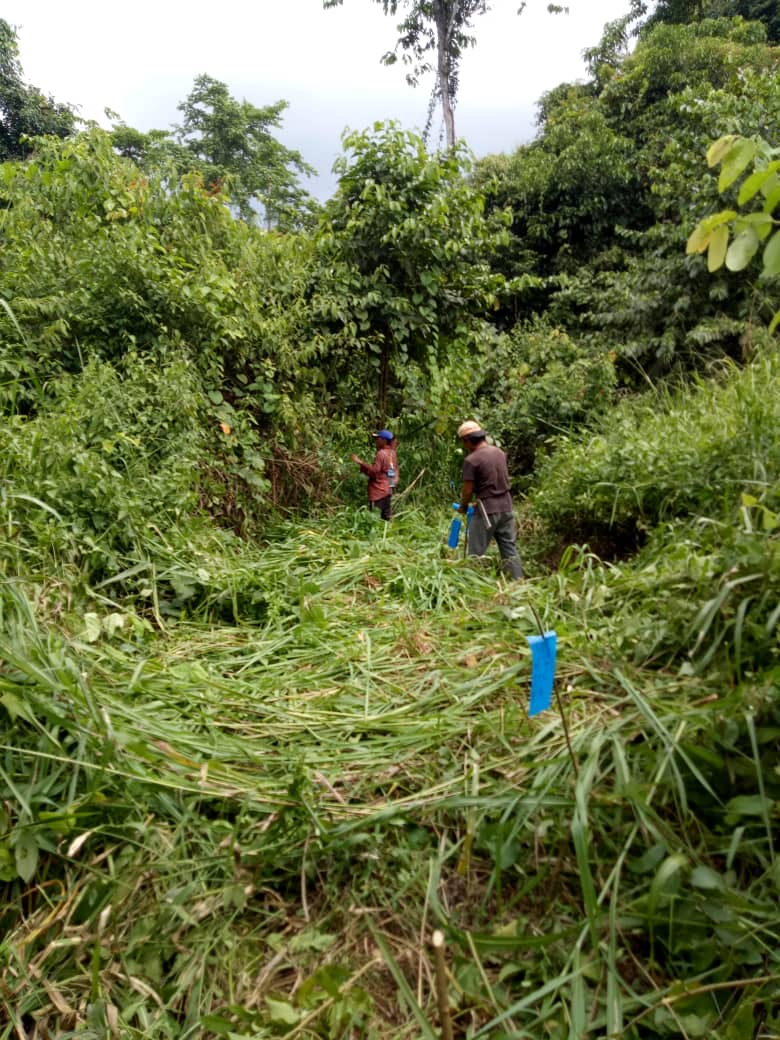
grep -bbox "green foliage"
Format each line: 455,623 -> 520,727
472,320 -> 617,476
1,500 -> 777,1036
0,19 -> 74,161
594,500 -> 779,678
640,0 -> 780,44
476,94 -> 644,277
313,122 -> 507,414
173,74 -> 317,228
531,346 -> 780,545
602,17 -> 774,131
477,17 -> 779,377
0,352 -> 202,580
111,75 -> 317,228
2,17 -> 780,1035
687,133 -> 780,331
0,129 -> 328,526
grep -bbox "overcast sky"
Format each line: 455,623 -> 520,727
6,0 -> 632,199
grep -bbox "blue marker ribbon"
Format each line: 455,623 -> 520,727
526,630 -> 557,717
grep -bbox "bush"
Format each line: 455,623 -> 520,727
530,347 -> 780,543
473,320 -> 617,479
0,352 -> 202,580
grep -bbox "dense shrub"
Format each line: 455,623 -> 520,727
531,345 -> 780,540
472,320 -> 617,478
0,352 -> 202,580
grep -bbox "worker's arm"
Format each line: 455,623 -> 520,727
352,450 -> 387,478
458,479 -> 474,514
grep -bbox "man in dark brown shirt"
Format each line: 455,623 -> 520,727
456,420 -> 523,579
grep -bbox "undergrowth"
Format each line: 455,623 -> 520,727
1,500 -> 778,1039
0,346 -> 778,1038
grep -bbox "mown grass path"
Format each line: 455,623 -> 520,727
1,514 -> 778,1038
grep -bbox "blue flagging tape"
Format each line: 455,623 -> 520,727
527,630 -> 557,717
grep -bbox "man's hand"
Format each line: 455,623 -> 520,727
459,479 -> 474,513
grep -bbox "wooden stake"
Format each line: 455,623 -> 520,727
431,930 -> 453,1040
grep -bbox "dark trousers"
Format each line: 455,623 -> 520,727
370,495 -> 392,521
467,509 -> 523,579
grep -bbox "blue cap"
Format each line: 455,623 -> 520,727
373,429 -> 393,441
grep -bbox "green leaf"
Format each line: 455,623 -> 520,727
725,794 -> 773,817
725,229 -> 759,272
718,139 -> 756,192
629,843 -> 666,874
0,844 -> 16,882
725,1001 -> 754,1040
104,613 -> 125,637
1,692 -> 35,724
82,612 -> 102,643
706,135 -> 737,169
763,181 -> 780,214
14,830 -> 39,883
736,163 -> 779,205
734,211 -> 774,238
199,1015 -> 235,1037
761,229 -> 780,277
707,225 -> 729,272
689,865 -> 724,890
686,222 -> 712,255
265,996 -> 300,1025
648,853 -> 687,918
687,210 -> 738,255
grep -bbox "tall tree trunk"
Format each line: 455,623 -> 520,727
435,1 -> 456,148
378,342 -> 389,421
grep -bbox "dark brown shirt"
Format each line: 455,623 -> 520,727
462,443 -> 513,514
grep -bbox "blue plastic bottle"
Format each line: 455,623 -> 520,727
447,515 -> 462,548
447,503 -> 473,548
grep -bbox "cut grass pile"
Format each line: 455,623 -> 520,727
1,508 -> 778,1039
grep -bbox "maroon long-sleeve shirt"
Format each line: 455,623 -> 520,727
356,447 -> 393,501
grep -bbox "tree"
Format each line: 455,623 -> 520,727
0,19 -> 74,161
475,15 -> 779,377
324,1 -> 524,148
324,2 -> 569,148
112,75 -> 317,229
313,122 -> 507,415
175,75 -> 316,227
638,0 -> 779,43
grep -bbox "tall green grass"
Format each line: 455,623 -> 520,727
1,502 -> 778,1038
531,349 -> 780,539
1,350 -> 779,1038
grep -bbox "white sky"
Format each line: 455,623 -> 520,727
6,0 -> 632,199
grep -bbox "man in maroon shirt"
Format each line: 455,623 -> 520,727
351,429 -> 395,520
456,420 -> 523,579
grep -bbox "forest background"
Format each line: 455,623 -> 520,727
0,1 -> 778,1038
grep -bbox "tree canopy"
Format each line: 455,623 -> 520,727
313,121 -> 507,415
112,75 -> 317,229
637,0 -> 780,43
0,19 -> 74,161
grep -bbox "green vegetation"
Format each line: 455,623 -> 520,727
0,4 -> 778,1038
0,20 -> 74,161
